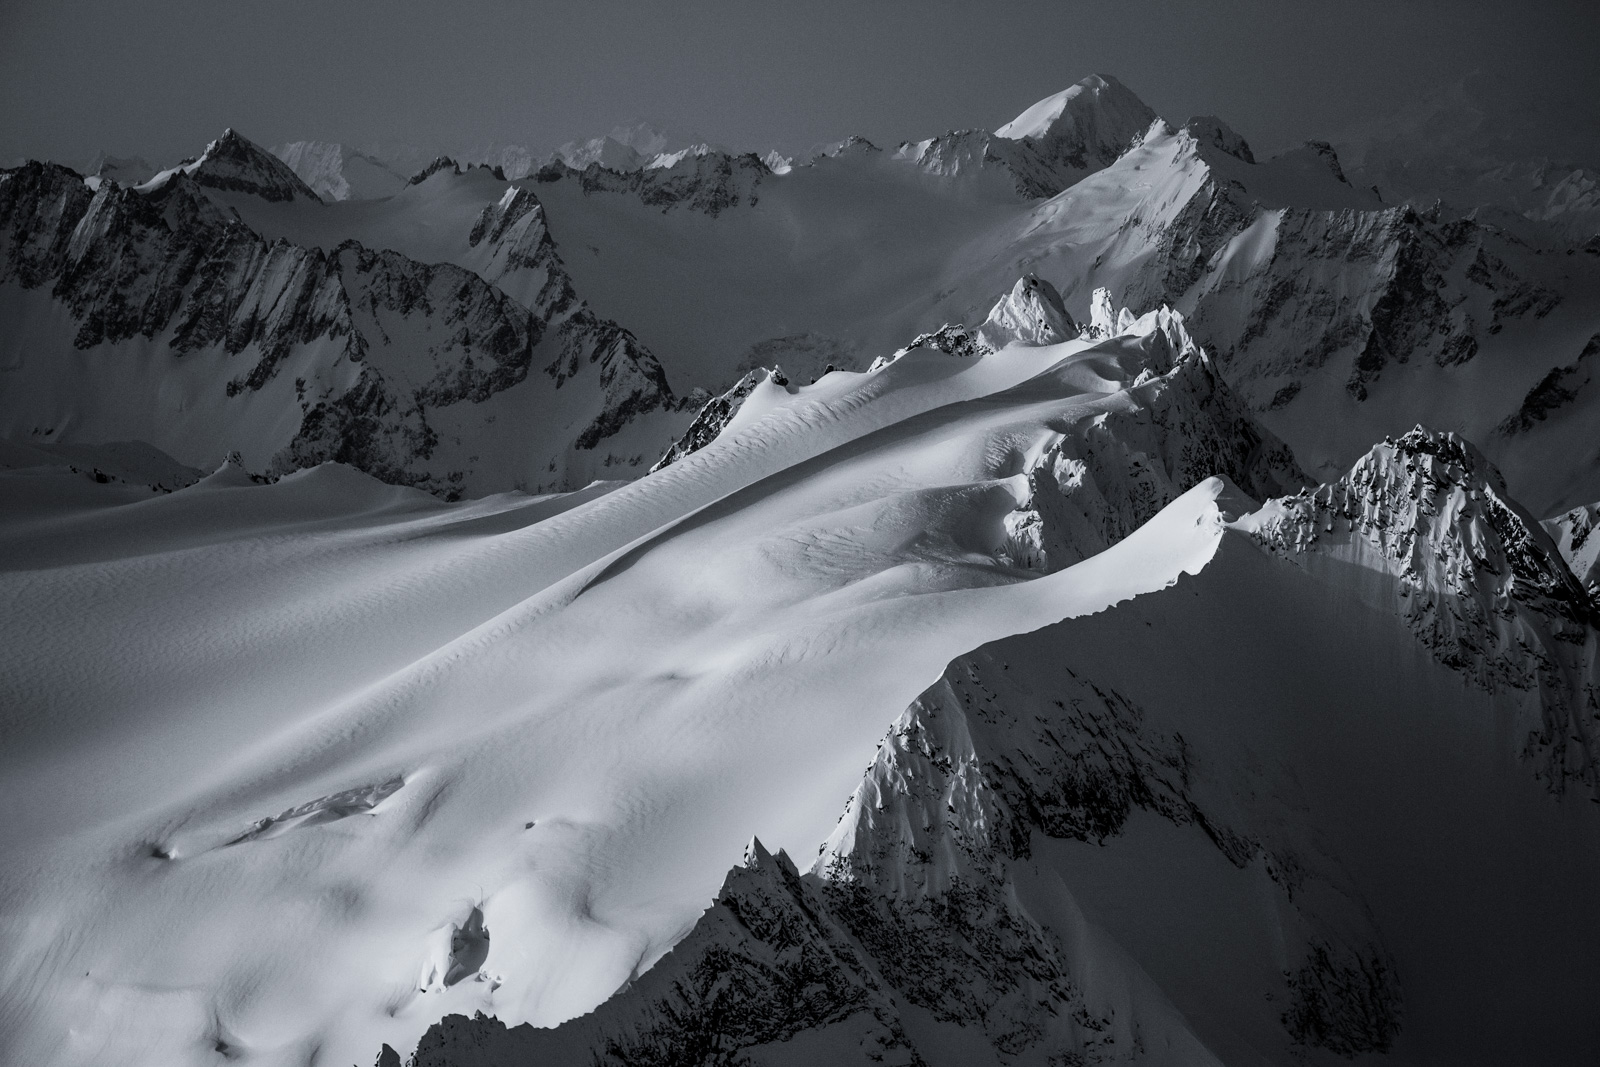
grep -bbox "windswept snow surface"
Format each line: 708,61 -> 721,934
0,328 -> 1232,1065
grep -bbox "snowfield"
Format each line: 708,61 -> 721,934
1,323 -> 1234,1065
3,73 -> 1600,1066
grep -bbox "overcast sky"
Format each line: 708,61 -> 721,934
2,0 -> 1596,167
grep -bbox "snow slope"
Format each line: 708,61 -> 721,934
1,313 -> 1254,1066
407,415 -> 1600,1067
4,74 -> 1600,1067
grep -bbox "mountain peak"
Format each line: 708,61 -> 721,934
150,128 -> 321,203
976,274 -> 1078,349
1183,115 -> 1256,164
994,73 -> 1155,145
1244,423 -> 1600,791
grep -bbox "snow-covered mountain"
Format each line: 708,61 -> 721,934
470,75 -> 1599,511
3,72 -> 1600,1067
0,132 -> 687,495
271,140 -> 410,201
143,127 -> 324,203
398,318 -> 1600,1067
34,76 -> 1585,509
897,72 -> 1159,199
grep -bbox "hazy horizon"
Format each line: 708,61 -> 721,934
3,0 -> 1598,170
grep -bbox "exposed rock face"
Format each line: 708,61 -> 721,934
651,367 -> 788,472
1151,185 -> 1561,411
409,840 -> 922,1067
820,649 -> 1402,1062
812,682 -> 1150,1063
1245,427 -> 1600,793
1499,331 -> 1600,434
971,115 -> 1564,441
867,323 -> 990,373
1004,303 -> 1307,571
1,163 -> 351,359
1545,500 -> 1600,600
401,631 -> 1404,1066
394,305 -> 1399,1067
464,183 -> 678,455
0,149 -> 679,496
537,149 -> 769,216
163,128 -> 323,203
408,156 -> 463,185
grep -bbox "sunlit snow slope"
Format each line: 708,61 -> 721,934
1,317 -> 1238,1066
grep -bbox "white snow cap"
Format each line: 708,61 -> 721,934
977,274 -> 1078,350
1089,287 -> 1116,338
993,73 -> 1156,144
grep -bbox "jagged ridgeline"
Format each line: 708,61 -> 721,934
6,72 -> 1598,509
0,132 -> 682,498
398,305 -> 1600,1067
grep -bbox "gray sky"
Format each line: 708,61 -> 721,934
3,0 -> 1597,168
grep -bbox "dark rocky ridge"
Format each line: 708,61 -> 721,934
0,138 -> 680,496
1248,426 -> 1600,793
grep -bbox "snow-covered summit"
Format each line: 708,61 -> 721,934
994,73 -> 1157,159
894,74 -> 1159,199
142,128 -> 321,203
975,273 -> 1079,350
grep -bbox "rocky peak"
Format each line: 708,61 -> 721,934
407,825 -> 921,1066
807,135 -> 882,163
1085,285 -> 1139,340
1266,427 -> 1592,627
1183,115 -> 1256,164
878,274 -> 1078,373
816,691 -> 1005,900
407,155 -> 462,185
0,161 -> 98,288
545,148 -> 767,216
868,323 -> 990,373
649,366 -> 784,471
1245,425 -> 1600,792
1004,301 -> 1306,570
1544,501 -> 1600,601
177,128 -> 321,203
468,186 -> 540,249
975,273 -> 1078,350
